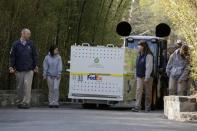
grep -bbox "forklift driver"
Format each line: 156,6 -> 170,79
132,40 -> 154,112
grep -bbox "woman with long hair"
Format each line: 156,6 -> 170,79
132,40 -> 153,112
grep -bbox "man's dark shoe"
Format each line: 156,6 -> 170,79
19,104 -> 30,109
131,107 -> 139,112
54,105 -> 59,108
49,105 -> 53,108
17,103 -> 23,109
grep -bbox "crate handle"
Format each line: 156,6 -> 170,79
106,44 -> 114,47
82,43 -> 90,46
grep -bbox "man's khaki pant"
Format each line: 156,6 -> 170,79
135,77 -> 153,110
169,77 -> 188,96
15,71 -> 34,105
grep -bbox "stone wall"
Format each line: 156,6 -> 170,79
164,96 -> 197,122
0,89 -> 45,107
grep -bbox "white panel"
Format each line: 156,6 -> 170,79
68,45 -> 126,101
70,46 -> 125,74
69,75 -> 123,100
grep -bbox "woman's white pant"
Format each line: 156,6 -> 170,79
47,76 -> 60,106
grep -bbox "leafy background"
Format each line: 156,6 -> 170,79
0,0 -> 196,100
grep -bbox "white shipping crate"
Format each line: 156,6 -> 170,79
68,44 -> 137,101
70,46 -> 125,74
69,75 -> 124,100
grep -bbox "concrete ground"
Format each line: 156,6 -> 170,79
0,106 -> 197,131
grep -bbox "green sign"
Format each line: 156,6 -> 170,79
94,57 -> 99,64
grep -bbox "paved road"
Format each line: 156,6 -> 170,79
0,107 -> 196,131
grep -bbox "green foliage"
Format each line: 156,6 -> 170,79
159,0 -> 197,80
0,0 -> 131,100
1,0 -> 196,100
128,0 -> 171,35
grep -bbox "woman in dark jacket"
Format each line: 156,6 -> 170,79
132,41 -> 153,112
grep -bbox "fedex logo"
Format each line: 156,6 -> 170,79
87,74 -> 102,80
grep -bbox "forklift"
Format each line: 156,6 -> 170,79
123,35 -> 168,109
68,22 -> 171,109
117,22 -> 171,109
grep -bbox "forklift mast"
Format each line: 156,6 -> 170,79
124,35 -> 168,77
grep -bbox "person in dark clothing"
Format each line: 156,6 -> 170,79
132,41 -> 153,112
9,28 -> 38,109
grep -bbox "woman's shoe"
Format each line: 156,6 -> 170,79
145,108 -> 151,112
131,107 -> 139,112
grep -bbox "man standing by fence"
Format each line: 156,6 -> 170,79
9,28 -> 38,109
